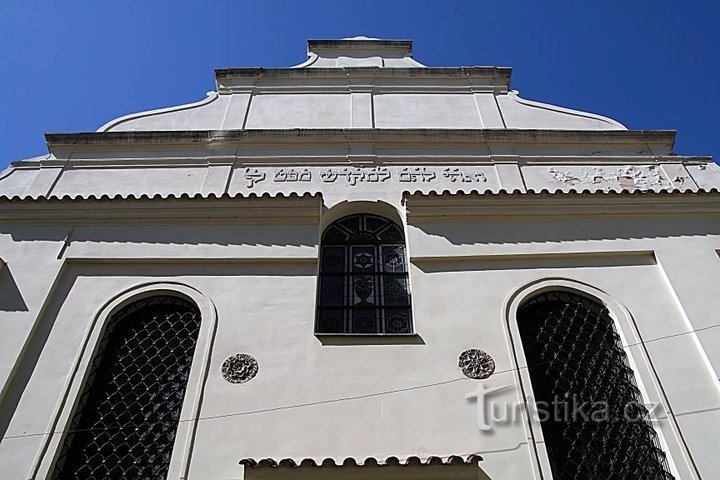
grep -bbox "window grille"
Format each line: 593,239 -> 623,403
517,291 -> 673,479
316,214 -> 413,334
53,296 -> 201,480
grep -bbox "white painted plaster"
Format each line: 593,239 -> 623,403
97,38 -> 630,133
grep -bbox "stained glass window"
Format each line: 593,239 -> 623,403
316,214 -> 413,334
53,296 -> 201,480
517,291 -> 673,479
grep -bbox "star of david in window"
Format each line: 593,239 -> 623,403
316,214 -> 413,335
353,252 -> 374,269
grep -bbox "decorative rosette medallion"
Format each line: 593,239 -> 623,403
221,353 -> 259,384
458,349 -> 495,379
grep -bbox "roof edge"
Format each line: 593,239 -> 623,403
44,129 -> 678,148
308,39 -> 413,52
214,66 -> 512,80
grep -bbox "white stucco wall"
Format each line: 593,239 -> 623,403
0,192 -> 718,479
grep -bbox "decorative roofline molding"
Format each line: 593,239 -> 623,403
97,92 -> 219,133
509,91 -> 626,130
307,39 -> 414,53
0,192 -> 323,223
0,188 -> 720,207
214,66 -> 511,81
44,128 -> 677,148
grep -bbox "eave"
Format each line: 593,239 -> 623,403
44,129 -> 678,149
214,66 -> 512,82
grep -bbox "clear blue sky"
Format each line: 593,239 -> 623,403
1,1 -> 718,168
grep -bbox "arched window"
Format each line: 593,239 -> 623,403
316,213 -> 412,334
517,291 -> 673,479
53,296 -> 201,480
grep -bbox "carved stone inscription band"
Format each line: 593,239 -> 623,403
243,166 -> 489,188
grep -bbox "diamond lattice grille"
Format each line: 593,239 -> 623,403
53,296 -> 201,480
518,291 -> 674,479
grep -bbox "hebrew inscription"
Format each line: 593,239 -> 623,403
443,168 -> 487,183
244,168 -> 266,188
241,166 -> 490,189
274,168 -> 311,182
399,167 -> 436,182
320,167 -> 391,185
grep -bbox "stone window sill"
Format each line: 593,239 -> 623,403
314,333 -> 424,345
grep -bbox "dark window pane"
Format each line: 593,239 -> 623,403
317,214 -> 413,334
381,245 -> 406,273
348,231 -> 378,245
53,296 -> 200,480
321,246 -> 346,274
320,275 -> 345,306
322,225 -> 349,244
517,291 -> 673,480
383,275 -> 410,306
365,215 -> 389,233
318,309 -> 346,333
351,309 -> 379,334
377,224 -> 404,243
351,275 -> 378,306
337,215 -> 362,233
384,308 -> 412,334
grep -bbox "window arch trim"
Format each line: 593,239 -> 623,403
33,282 -> 218,480
502,277 -> 696,479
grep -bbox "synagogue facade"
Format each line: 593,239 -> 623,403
0,37 -> 719,479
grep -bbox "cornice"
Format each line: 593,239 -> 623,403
307,39 -> 414,52
0,192 -> 322,224
2,191 -> 720,224
44,129 -> 677,148
214,66 -> 512,81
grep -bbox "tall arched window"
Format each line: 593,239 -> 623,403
316,213 -> 413,334
53,295 -> 201,480
517,291 -> 673,479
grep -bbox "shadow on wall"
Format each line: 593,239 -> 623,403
0,266 -> 73,441
315,334 -> 425,346
0,265 -> 28,312
9,224 -> 318,248
0,260 -> 318,441
412,251 -> 657,274
242,463 -> 490,480
412,215 -> 720,246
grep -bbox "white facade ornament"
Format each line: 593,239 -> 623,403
458,349 -> 496,379
221,354 -> 258,384
546,165 -> 670,190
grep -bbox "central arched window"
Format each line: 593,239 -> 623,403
517,290 -> 673,479
53,295 -> 201,480
316,213 -> 413,334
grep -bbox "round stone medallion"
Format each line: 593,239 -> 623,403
458,349 -> 495,379
221,353 -> 258,384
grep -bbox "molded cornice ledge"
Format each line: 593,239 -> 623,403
44,129 -> 677,148
214,66 -> 512,81
0,193 -> 323,223
308,38 -> 414,51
